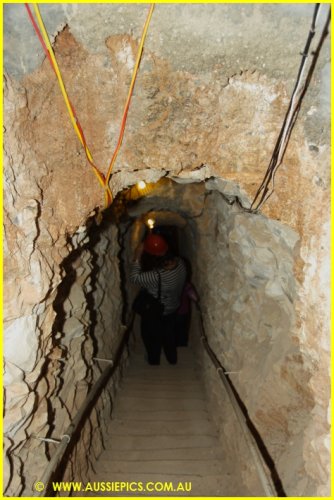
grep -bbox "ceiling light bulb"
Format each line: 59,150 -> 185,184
147,218 -> 155,229
137,181 -> 146,190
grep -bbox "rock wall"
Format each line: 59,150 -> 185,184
191,186 -> 307,494
4,207 -> 124,494
4,3 -> 330,497
190,182 -> 329,496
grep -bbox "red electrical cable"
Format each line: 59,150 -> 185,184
26,5 -> 110,200
25,2 -> 153,208
25,3 -> 56,72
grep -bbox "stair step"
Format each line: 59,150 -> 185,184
96,459 -> 226,475
112,409 -> 210,421
115,397 -> 207,412
125,368 -> 198,378
116,389 -> 205,400
122,377 -> 199,385
126,361 -> 198,370
98,446 -> 224,462
103,434 -> 218,451
108,418 -> 215,436
120,380 -> 204,392
128,364 -> 197,372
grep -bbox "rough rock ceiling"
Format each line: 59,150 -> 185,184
4,3 -> 330,179
4,3 -> 323,81
4,4 -> 330,234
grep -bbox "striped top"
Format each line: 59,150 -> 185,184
130,258 -> 187,315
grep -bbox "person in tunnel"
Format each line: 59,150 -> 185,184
130,233 -> 186,365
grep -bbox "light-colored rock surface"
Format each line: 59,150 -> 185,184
3,219 -> 125,495
4,3 -> 330,497
189,190 -> 308,494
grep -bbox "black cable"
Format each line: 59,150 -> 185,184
251,4 -> 330,211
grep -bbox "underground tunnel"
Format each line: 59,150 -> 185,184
3,3 -> 330,498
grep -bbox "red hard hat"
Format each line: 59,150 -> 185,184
144,234 -> 168,256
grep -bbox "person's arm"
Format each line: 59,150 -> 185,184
186,282 -> 199,302
130,242 -> 158,288
132,242 -> 144,264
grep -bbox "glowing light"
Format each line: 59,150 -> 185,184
137,181 -> 146,190
147,218 -> 155,229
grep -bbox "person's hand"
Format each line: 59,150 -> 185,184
134,242 -> 144,262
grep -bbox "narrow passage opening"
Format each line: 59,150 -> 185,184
39,176 -> 303,496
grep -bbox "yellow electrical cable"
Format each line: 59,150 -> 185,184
34,5 -> 89,157
105,4 -> 155,187
33,3 -> 154,209
33,4 -> 109,198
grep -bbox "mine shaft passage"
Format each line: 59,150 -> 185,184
29,178 -> 296,495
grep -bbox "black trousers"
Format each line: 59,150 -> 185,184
141,312 -> 177,365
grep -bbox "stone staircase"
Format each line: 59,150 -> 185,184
84,340 -> 247,496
